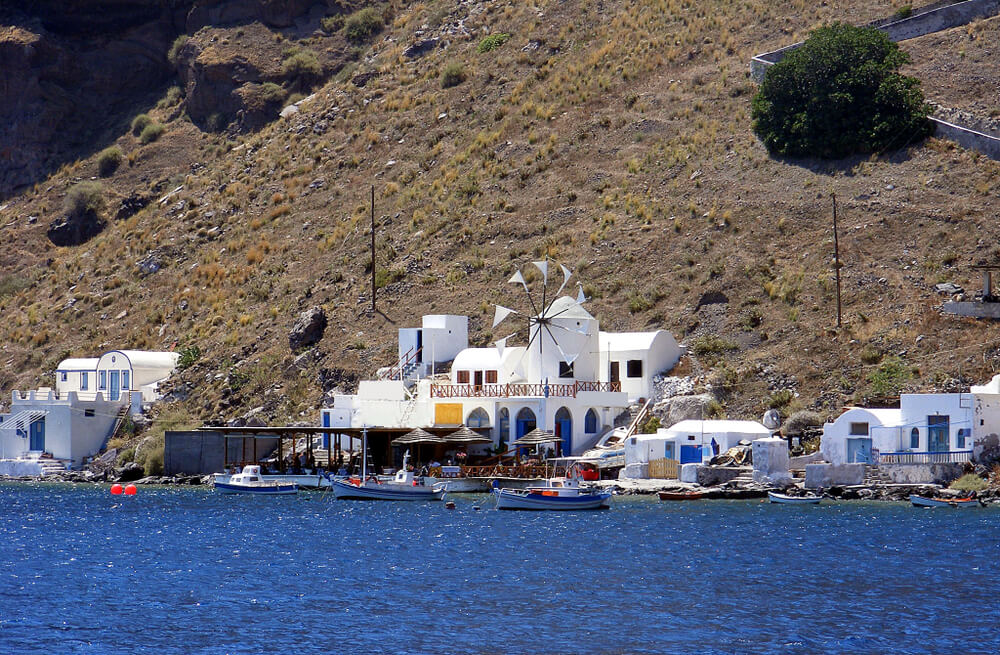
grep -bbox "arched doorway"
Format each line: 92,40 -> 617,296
467,407 -> 489,428
515,407 -> 536,440
555,407 -> 572,456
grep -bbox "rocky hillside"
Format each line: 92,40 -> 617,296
1,0 -> 999,447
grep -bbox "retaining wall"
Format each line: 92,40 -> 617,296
804,463 -> 865,488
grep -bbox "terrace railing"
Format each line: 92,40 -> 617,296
876,450 -> 973,465
430,380 -> 621,399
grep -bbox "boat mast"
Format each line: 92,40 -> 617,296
361,426 -> 368,480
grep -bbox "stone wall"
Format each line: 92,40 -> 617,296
805,463 -> 865,488
696,465 -> 743,486
881,462 -> 965,484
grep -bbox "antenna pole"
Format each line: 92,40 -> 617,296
371,185 -> 376,312
832,193 -> 842,328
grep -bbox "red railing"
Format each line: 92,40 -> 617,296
430,380 -> 621,398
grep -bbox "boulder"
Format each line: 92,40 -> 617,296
403,38 -> 440,59
664,393 -> 713,424
289,306 -> 327,350
47,209 -> 106,246
117,462 -> 145,482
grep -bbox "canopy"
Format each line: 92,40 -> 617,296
391,428 -> 444,445
443,425 -> 492,444
512,428 -> 560,446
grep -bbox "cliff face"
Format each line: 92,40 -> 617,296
0,0 -> 339,197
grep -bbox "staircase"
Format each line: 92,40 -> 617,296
864,464 -> 892,485
38,455 -> 70,476
729,469 -> 756,486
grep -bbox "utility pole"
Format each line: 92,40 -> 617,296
832,192 -> 842,328
370,185 -> 376,313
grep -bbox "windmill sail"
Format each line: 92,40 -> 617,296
532,260 -> 548,285
492,304 -> 517,328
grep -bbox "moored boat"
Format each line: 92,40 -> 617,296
768,491 -> 822,505
493,465 -> 611,510
329,432 -> 448,501
658,490 -> 704,501
214,465 -> 298,495
909,494 -> 982,508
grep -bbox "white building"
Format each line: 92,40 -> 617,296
324,287 -> 683,456
624,419 -> 771,474
1,349 -> 179,473
820,393 -> 975,464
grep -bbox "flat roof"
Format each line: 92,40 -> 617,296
199,425 -> 483,438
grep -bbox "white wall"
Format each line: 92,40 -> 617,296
821,408 -> 897,465
420,315 -> 468,364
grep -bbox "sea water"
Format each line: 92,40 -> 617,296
0,482 -> 997,655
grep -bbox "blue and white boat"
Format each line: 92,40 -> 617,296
329,432 -> 447,501
214,465 -> 298,495
493,467 -> 611,511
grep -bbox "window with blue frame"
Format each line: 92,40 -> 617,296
98,370 -> 106,390
957,428 -> 970,449
910,427 -> 919,449
585,409 -> 598,433
60,371 -> 67,382
122,371 -> 130,390
81,372 -> 88,391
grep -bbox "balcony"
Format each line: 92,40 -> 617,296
429,380 -> 621,399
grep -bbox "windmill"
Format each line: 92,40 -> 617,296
491,260 -> 593,385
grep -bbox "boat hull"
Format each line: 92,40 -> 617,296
214,481 -> 298,495
768,491 -> 821,504
494,489 -> 611,510
330,478 -> 447,501
909,494 -> 981,508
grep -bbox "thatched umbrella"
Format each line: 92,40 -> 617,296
443,425 -> 493,444
391,428 -> 444,467
511,428 -> 560,447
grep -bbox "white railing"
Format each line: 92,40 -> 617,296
877,450 -> 973,465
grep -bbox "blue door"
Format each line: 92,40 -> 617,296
665,442 -> 675,460
679,445 -> 701,464
29,418 -> 45,452
109,370 -> 120,401
556,419 -> 572,456
927,416 -> 949,452
847,438 -> 872,463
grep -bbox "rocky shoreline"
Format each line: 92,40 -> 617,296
5,471 -> 999,504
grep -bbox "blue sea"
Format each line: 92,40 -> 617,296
1,483 -> 998,655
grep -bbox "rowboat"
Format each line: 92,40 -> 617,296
909,494 -> 982,508
493,465 -> 611,511
657,490 -> 704,501
768,491 -> 821,505
214,465 -> 298,495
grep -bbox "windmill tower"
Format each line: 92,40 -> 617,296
492,261 -> 599,386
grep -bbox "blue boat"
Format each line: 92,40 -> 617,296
493,467 -> 611,511
214,465 -> 298,495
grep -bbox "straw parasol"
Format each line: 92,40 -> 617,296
511,428 -> 560,447
391,428 -> 444,445
443,425 -> 493,444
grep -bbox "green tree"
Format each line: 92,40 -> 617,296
751,23 -> 932,158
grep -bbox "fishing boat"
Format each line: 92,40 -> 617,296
909,494 -> 982,508
329,431 -> 448,501
214,465 -> 298,495
768,491 -> 822,505
658,490 -> 704,501
493,464 -> 611,510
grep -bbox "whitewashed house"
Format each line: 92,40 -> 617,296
323,279 -> 683,456
820,393 -> 975,465
623,419 -> 771,478
1,349 -> 179,473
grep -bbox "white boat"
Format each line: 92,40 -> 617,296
214,465 -> 298,495
330,432 -> 448,501
909,494 -> 982,508
768,491 -> 822,505
493,465 -> 611,510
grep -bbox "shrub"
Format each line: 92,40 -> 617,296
639,416 -> 661,434
783,410 -> 822,436
949,473 -> 987,492
867,355 -> 910,399
167,35 -> 188,67
321,15 -> 345,33
0,275 -> 30,299
343,7 -> 384,43
282,49 -> 323,86
477,33 -> 510,53
157,85 -> 183,109
768,389 -> 794,409
177,345 -> 201,370
139,122 -> 165,144
751,23 -> 931,158
96,146 -> 122,177
691,334 -> 738,356
64,181 -> 104,217
441,62 -> 466,88
131,113 -> 152,136
893,5 -> 913,19
259,82 -> 286,105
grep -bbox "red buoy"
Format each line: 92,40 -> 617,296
124,484 -> 137,496
110,484 -> 123,495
